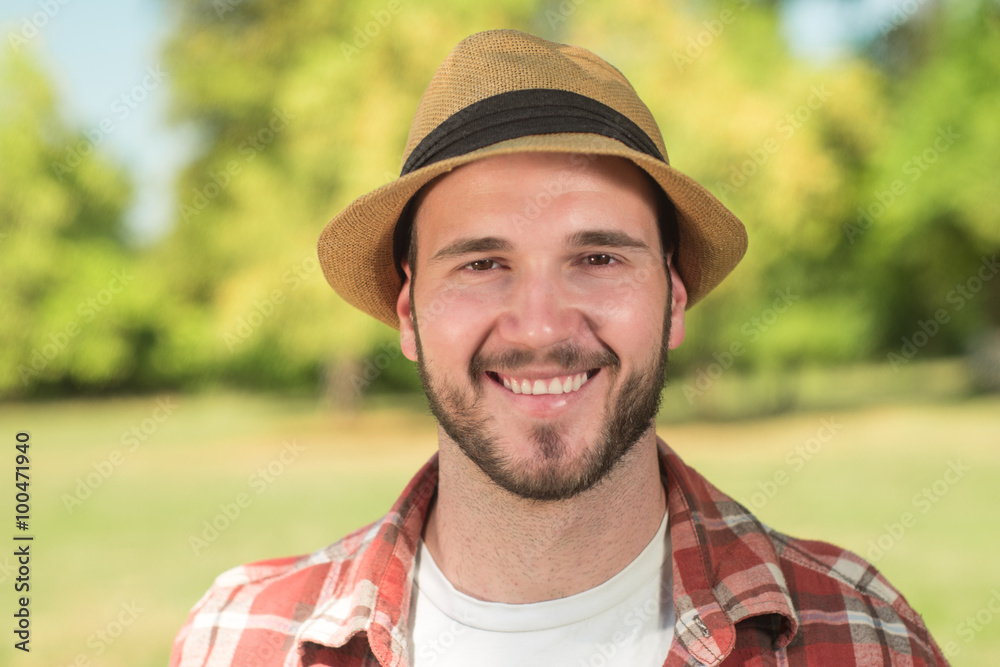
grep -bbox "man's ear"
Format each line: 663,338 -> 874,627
397,262 -> 418,362
666,257 -> 687,350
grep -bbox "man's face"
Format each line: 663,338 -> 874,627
397,153 -> 687,501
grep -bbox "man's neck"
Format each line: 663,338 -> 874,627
422,430 -> 666,604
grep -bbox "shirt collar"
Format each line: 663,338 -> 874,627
293,455 -> 438,666
659,438 -> 799,664
293,440 -> 798,666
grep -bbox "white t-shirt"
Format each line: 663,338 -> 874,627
411,512 -> 674,666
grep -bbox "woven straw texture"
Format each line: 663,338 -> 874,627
317,29 -> 747,329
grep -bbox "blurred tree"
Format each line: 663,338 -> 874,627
851,0 -> 1000,367
156,0 -> 541,401
0,49 -> 158,397
140,0 -> 997,399
4,0 -> 995,401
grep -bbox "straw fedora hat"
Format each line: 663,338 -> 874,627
318,29 -> 747,329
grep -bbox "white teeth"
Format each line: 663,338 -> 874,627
497,372 -> 592,396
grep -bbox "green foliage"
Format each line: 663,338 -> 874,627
4,0 -> 997,398
849,1 -> 1000,358
0,49 -> 158,396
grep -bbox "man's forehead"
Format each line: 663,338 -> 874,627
395,150 -> 674,277
419,152 -> 653,198
410,152 -> 660,233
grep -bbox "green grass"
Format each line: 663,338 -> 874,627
0,392 -> 996,665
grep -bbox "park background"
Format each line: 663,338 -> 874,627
1,0 -> 998,664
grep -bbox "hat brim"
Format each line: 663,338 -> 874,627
317,133 -> 747,330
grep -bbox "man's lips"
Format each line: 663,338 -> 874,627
486,370 -> 598,395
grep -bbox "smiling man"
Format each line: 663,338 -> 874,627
172,29 -> 949,666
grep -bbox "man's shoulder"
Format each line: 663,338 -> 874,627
658,442 -> 946,663
202,518 -> 383,594
172,456 -> 438,667
185,513 -> 393,632
170,517 -> 387,666
762,527 -> 944,661
661,440 -> 925,618
769,528 -> 907,608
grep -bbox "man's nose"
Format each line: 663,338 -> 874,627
495,270 -> 585,350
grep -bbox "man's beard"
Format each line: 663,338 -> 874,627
412,291 -> 672,502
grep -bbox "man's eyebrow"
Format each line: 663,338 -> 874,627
567,230 -> 650,250
430,237 -> 513,262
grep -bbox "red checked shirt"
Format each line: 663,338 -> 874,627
171,440 -> 949,666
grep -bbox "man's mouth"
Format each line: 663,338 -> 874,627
486,370 -> 598,395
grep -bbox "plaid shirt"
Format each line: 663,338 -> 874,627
171,440 -> 949,666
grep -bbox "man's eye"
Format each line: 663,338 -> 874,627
466,259 -> 497,271
585,253 -> 615,266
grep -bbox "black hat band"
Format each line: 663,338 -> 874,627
401,88 -> 664,176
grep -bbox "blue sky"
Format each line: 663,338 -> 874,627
1,0 -> 903,243
1,0 -> 196,243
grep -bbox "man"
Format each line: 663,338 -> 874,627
172,29 -> 948,666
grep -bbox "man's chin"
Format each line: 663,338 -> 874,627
461,435 -> 613,502
480,464 -> 603,502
